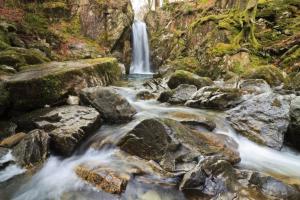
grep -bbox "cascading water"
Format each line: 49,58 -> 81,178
130,0 -> 152,74
130,20 -> 152,74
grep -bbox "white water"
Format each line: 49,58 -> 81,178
130,0 -> 152,74
130,21 -> 152,74
1,76 -> 300,199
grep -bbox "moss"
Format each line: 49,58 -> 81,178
168,70 -> 213,89
210,43 -> 240,56
242,65 -> 285,86
168,57 -> 200,72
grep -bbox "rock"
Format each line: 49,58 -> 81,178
249,172 -> 300,200
80,87 -> 136,123
66,95 -> 79,105
0,121 -> 17,140
180,156 -> 300,199
5,57 -> 121,111
158,84 -> 197,104
286,96 -> 300,150
226,92 -> 291,149
14,105 -> 101,156
0,47 -> 50,70
167,70 -> 213,89
78,0 -> 134,51
12,129 -> 50,167
168,112 -> 216,131
185,86 -> 243,110
118,118 -> 240,172
0,132 -> 26,148
143,78 -> 168,93
75,165 -> 129,194
239,79 -> 271,94
242,65 -> 286,87
136,90 -> 156,100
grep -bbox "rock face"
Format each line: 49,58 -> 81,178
14,105 -> 101,156
78,0 -> 134,51
80,87 -> 136,123
167,70 -> 213,89
12,129 -> 50,167
226,92 -> 291,149
158,84 -> 197,104
118,118 -> 240,172
286,96 -> 300,150
180,156 -> 300,200
5,57 -> 121,111
186,86 -> 243,110
75,165 -> 129,194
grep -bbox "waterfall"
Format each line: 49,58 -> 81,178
130,20 -> 152,74
130,0 -> 153,74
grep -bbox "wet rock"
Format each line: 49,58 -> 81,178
143,78 -> 168,93
180,156 -> 300,200
0,132 -> 26,148
226,92 -> 291,149
0,121 -> 17,140
286,96 -> 300,150
80,87 -> 136,123
66,95 -> 79,105
158,84 -> 197,104
75,165 -> 129,194
136,90 -> 156,100
239,79 -> 271,94
5,57 -> 121,111
249,172 -> 300,200
185,86 -> 243,110
167,70 -> 213,89
118,118 -> 240,172
168,112 -> 216,131
14,105 -> 101,156
12,129 -> 50,167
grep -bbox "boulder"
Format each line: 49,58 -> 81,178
136,90 -> 156,100
180,156 -> 300,200
167,70 -> 213,89
286,96 -> 300,150
158,84 -> 197,104
185,86 -> 243,110
0,132 -> 26,148
75,165 -> 129,194
226,92 -> 291,149
80,87 -> 136,123
118,118 -> 240,172
12,129 -> 50,167
5,57 -> 121,111
239,79 -> 271,94
14,105 -> 102,156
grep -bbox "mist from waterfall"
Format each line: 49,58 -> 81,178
130,0 -> 152,74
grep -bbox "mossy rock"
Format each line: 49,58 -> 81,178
0,40 -> 10,50
0,48 -> 50,70
285,72 -> 300,91
242,65 -> 286,86
168,57 -> 200,72
168,70 -> 213,89
5,57 -> 121,111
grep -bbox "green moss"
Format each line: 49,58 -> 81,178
168,57 -> 200,72
242,65 -> 285,86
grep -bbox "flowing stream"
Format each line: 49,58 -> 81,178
1,75 -> 300,199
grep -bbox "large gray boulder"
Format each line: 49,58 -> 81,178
118,118 -> 240,172
14,105 -> 101,156
185,86 -> 243,110
80,87 -> 136,123
226,92 -> 291,150
158,84 -> 197,104
180,156 -> 300,200
12,129 -> 50,167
